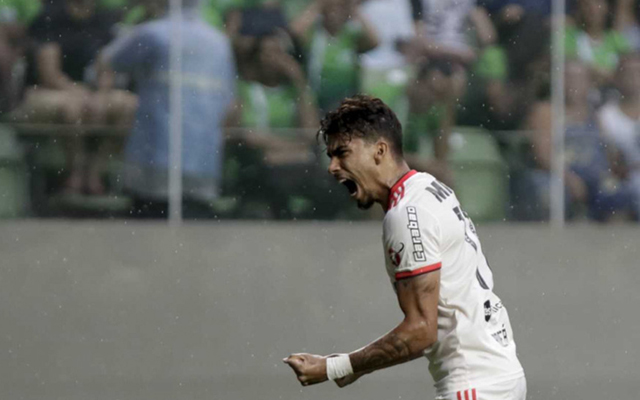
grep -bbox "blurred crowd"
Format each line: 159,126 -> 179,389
1,0 -> 640,222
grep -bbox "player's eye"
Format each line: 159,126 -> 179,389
327,146 -> 349,160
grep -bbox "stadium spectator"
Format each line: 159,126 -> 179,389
524,60 -> 633,221
229,32 -> 317,144
614,0 -> 640,52
226,3 -> 289,89
208,0 -> 309,30
100,0 -> 235,218
410,0 -> 496,64
566,0 -> 631,87
359,0 -> 415,123
456,43 -> 511,129
599,53 -> 640,219
227,31 -> 340,219
404,61 -> 455,186
11,0 -> 137,196
359,0 -> 414,72
459,10 -> 551,130
476,0 -> 551,128
407,0 -> 497,139
479,0 -> 551,26
0,0 -> 41,113
291,0 -> 379,112
228,30 -> 317,167
116,0 -> 230,28
360,0 -> 415,71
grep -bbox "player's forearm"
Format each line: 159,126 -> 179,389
348,318 -> 435,375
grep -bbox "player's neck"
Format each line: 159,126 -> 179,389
378,161 -> 411,211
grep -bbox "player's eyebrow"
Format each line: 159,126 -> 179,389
327,145 -> 348,158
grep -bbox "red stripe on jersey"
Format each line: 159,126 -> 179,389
387,169 -> 417,210
464,390 -> 470,400
472,388 -> 477,400
395,262 -> 442,280
457,392 -> 462,400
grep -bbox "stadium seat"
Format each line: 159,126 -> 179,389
448,127 -> 508,222
0,125 -> 29,218
32,138 -> 66,170
24,131 -> 132,217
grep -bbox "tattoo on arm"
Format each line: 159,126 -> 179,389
349,331 -> 419,374
349,273 -> 439,376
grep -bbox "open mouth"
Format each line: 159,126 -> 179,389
340,179 -> 358,197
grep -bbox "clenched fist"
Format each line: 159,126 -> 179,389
283,353 -> 328,386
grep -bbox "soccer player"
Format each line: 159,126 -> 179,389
284,95 -> 526,400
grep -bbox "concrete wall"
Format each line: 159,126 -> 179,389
0,221 -> 639,399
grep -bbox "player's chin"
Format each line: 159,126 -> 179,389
356,197 -> 374,210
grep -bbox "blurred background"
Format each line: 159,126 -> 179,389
1,1 -> 640,400
1,0 -> 639,223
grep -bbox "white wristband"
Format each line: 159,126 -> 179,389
326,354 -> 354,381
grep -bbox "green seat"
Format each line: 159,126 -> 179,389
448,127 -> 508,222
0,125 -> 29,217
32,139 -> 66,171
26,136 -> 134,217
52,192 -> 132,215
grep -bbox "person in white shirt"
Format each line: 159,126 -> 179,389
599,53 -> 640,218
284,95 -> 525,399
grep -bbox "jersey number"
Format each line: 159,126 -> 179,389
452,206 -> 478,251
452,206 -> 491,290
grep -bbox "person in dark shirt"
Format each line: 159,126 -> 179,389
0,0 -> 40,113
13,0 -> 137,196
525,61 -> 634,221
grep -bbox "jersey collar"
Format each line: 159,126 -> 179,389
387,169 -> 417,211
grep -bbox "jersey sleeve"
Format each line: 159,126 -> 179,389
384,204 -> 442,280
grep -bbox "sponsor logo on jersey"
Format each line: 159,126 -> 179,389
388,243 -> 405,267
406,206 -> 427,262
491,325 -> 510,347
484,300 -> 492,322
484,300 -> 504,323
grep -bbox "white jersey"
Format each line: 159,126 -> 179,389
420,0 -> 475,51
382,170 -> 524,396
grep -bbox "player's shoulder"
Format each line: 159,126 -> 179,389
394,172 -> 453,211
384,172 -> 446,235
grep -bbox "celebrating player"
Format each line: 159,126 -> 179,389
284,96 -> 526,400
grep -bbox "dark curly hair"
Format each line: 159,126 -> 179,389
318,95 -> 404,159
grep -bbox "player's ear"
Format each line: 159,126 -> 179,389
374,141 -> 387,165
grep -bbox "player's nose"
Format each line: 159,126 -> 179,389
328,157 -> 340,177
